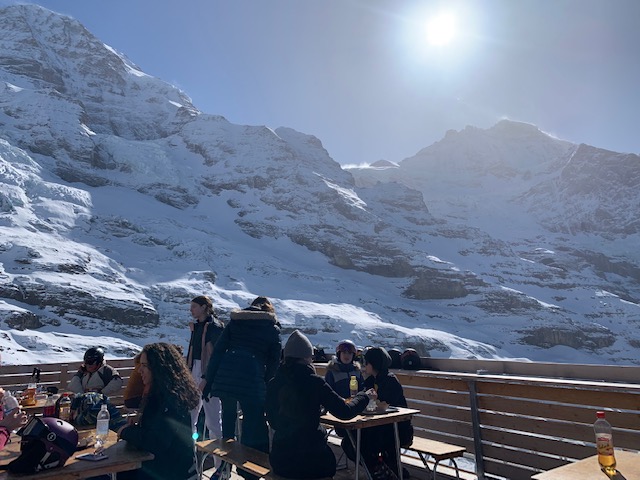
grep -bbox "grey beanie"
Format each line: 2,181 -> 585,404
284,329 -> 314,359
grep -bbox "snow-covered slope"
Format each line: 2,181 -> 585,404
1,5 -> 639,366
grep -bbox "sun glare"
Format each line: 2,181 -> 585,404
425,13 -> 457,46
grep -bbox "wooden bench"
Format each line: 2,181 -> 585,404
196,438 -> 333,480
405,436 -> 465,479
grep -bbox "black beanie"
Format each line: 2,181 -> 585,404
364,347 -> 392,372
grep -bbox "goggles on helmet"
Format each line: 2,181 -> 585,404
336,341 -> 356,354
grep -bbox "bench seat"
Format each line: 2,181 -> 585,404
405,436 -> 465,479
196,438 -> 333,480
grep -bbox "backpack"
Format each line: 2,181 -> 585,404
400,349 -> 421,370
70,392 -> 126,431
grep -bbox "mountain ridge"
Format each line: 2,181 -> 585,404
1,4 -> 639,366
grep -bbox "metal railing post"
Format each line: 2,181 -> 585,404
468,380 -> 485,480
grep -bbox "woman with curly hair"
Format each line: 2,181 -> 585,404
118,343 -> 200,480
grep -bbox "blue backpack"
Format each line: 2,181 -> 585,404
70,392 -> 126,431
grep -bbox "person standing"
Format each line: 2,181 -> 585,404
203,296 -> 281,480
68,347 -> 122,397
117,343 -> 200,480
186,295 -> 224,441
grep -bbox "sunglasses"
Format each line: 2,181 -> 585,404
84,360 -> 99,366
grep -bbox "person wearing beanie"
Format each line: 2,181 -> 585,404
266,330 -> 378,479
283,329 -> 313,359
203,296 -> 281,480
342,346 -> 414,477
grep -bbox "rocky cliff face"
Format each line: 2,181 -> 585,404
1,5 -> 639,365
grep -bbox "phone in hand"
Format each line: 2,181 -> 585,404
76,453 -> 108,462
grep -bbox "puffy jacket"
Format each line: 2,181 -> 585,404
68,363 -> 122,397
205,307 -> 281,402
324,356 -> 364,399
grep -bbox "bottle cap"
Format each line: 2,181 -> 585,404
596,411 -> 605,418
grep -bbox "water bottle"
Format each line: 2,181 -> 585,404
43,393 -> 56,417
58,393 -> 72,421
95,404 -> 110,450
349,375 -> 358,398
3,392 -> 19,414
594,411 -> 616,475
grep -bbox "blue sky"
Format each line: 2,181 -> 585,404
5,0 -> 640,164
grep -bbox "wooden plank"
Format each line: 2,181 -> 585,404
482,442 -> 573,472
395,373 -> 471,392
407,402 -> 471,424
481,427 -> 592,460
482,456 -> 538,480
411,415 -> 474,439
403,386 -> 470,407
477,395 -> 640,431
477,381 -> 640,410
409,436 -> 465,460
478,411 -> 640,450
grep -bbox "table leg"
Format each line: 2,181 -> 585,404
346,429 -> 373,480
393,422 -> 402,480
355,429 -> 360,480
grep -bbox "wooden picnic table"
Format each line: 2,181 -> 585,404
0,428 -> 153,479
321,406 -> 419,480
531,450 -> 640,479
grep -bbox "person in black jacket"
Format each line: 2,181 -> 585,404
344,346 -> 414,477
186,295 -> 224,442
203,296 -> 281,480
118,343 -> 200,480
266,330 -> 377,479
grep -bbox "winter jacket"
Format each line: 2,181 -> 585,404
266,361 -> 369,479
324,356 -> 364,399
363,370 -> 413,447
186,314 -> 224,374
68,363 -> 122,397
205,307 -> 281,402
119,393 -> 196,480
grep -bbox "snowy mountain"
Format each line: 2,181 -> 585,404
1,4 -> 639,366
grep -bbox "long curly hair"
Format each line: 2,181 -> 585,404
142,342 -> 200,411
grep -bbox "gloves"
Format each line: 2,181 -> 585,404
201,382 -> 211,402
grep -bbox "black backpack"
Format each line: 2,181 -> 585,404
400,349 -> 421,370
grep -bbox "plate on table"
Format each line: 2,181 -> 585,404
361,406 -> 399,416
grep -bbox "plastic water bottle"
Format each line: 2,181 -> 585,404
95,404 -> 110,450
3,392 -> 19,414
43,393 -> 56,417
349,375 -> 358,398
594,411 -> 616,475
58,393 -> 72,421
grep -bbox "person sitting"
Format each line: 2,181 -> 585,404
266,330 -> 377,479
0,388 -> 27,450
68,347 -> 123,397
117,343 -> 200,480
343,346 -> 414,477
324,339 -> 364,399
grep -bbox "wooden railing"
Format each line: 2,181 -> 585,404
3,357 -> 640,480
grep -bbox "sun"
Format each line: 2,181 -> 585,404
425,13 -> 457,47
